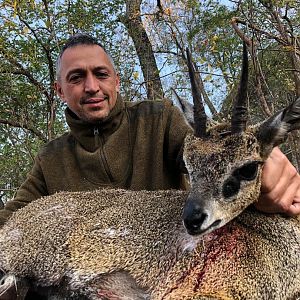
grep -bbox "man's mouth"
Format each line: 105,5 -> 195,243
80,97 -> 108,105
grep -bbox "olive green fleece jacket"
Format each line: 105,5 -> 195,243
0,96 -> 191,226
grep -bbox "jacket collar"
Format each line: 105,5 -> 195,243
65,94 -> 125,152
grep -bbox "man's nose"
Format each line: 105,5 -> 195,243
84,73 -> 100,94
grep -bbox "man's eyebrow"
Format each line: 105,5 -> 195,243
93,66 -> 110,72
66,68 -> 86,80
66,66 -> 110,79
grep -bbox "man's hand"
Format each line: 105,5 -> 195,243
255,147 -> 300,216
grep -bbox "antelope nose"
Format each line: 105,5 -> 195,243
182,201 -> 208,235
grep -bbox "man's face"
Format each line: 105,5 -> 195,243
55,44 -> 120,123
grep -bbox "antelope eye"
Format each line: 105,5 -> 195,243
222,176 -> 240,198
234,162 -> 259,181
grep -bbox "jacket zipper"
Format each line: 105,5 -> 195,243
94,126 -> 114,182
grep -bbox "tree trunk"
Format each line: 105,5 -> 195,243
120,0 -> 164,100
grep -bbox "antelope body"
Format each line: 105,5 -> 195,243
1,116 -> 300,299
1,44 -> 300,299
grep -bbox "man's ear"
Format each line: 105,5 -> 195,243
115,73 -> 120,93
54,81 -> 66,102
255,97 -> 300,158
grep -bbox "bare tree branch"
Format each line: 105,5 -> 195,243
231,17 -> 273,117
0,119 -> 47,142
161,16 -> 219,118
0,51 -> 51,102
14,1 -> 57,141
231,17 -> 288,47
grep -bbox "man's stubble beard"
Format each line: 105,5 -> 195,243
80,103 -> 111,124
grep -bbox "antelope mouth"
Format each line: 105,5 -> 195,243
185,219 -> 221,236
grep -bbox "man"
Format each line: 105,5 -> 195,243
0,33 -> 300,223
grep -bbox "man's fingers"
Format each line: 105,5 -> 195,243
265,165 -> 298,203
285,187 -> 300,216
257,146 -> 300,216
257,172 -> 300,215
275,175 -> 300,215
287,201 -> 300,216
260,147 -> 287,193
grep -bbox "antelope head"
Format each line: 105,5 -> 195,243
182,43 -> 300,236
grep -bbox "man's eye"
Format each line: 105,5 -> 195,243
95,72 -> 108,78
69,74 -> 82,82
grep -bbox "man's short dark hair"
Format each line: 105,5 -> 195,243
56,33 -> 115,80
60,33 -> 105,55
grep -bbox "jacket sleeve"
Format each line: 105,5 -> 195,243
0,154 -> 48,227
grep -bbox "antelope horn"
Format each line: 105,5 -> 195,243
231,42 -> 249,134
186,47 -> 207,138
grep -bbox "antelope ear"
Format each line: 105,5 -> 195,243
256,97 -> 300,158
